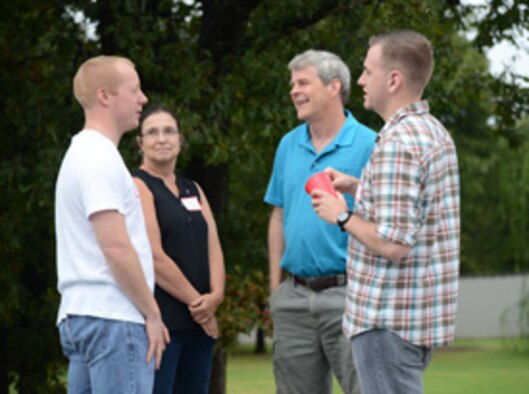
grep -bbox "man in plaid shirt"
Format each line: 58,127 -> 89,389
311,31 -> 460,394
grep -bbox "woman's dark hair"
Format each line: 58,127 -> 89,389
137,103 -> 178,136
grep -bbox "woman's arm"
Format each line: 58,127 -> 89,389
188,183 -> 225,324
133,177 -> 201,304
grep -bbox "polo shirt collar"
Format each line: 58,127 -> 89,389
297,109 -> 359,153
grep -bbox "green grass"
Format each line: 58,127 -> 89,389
9,339 -> 528,393
424,339 -> 529,394
227,339 -> 529,394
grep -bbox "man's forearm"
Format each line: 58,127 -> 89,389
343,215 -> 411,263
105,245 -> 161,319
268,232 -> 284,291
269,253 -> 282,292
268,208 -> 285,292
90,210 -> 161,320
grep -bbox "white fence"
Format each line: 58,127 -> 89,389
455,274 -> 529,338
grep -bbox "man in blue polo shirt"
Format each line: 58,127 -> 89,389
264,49 -> 376,394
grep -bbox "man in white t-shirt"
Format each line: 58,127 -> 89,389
55,56 -> 169,393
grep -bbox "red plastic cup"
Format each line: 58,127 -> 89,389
305,172 -> 337,197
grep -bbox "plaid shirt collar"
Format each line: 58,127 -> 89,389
377,100 -> 430,144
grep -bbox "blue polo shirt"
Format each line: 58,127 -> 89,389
264,110 -> 376,277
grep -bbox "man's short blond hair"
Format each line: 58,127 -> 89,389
369,31 -> 434,95
73,56 -> 135,109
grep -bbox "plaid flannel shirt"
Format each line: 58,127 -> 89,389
343,100 -> 460,348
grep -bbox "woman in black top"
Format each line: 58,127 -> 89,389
133,104 -> 225,394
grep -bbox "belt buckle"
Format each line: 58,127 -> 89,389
306,277 -> 321,292
307,276 -> 327,292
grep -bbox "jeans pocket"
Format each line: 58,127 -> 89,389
59,320 -> 74,358
396,335 -> 425,370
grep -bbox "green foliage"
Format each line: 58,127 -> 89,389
454,110 -> 529,274
470,0 -> 529,49
2,1 -> 529,392
0,3 -> 86,392
216,266 -> 271,349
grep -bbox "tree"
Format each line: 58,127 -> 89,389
1,1 -> 529,393
0,2 -> 89,392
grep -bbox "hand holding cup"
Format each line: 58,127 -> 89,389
305,172 -> 338,197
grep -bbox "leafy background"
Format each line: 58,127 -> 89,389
1,1 -> 528,393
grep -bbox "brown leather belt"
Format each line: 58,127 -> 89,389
292,273 -> 346,292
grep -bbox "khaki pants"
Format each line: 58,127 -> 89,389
269,277 -> 359,394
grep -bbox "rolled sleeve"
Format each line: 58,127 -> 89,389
372,141 -> 421,247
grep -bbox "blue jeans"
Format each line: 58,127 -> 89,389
59,315 -> 154,394
351,329 -> 432,394
153,327 -> 215,394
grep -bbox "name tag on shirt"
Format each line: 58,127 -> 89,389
181,196 -> 202,211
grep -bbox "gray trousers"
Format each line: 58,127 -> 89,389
270,278 -> 360,394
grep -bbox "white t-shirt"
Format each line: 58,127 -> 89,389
55,129 -> 154,324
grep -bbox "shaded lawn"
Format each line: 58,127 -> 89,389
227,339 -> 529,394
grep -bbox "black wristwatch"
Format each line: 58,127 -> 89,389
336,210 -> 353,232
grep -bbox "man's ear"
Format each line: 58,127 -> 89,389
95,87 -> 111,106
328,79 -> 342,99
388,70 -> 403,94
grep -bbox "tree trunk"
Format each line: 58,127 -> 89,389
255,327 -> 266,354
184,157 -> 228,215
0,327 -> 7,394
208,347 -> 227,394
185,159 -> 229,394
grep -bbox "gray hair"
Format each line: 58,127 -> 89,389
288,49 -> 351,104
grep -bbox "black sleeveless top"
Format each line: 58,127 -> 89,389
133,169 -> 210,331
